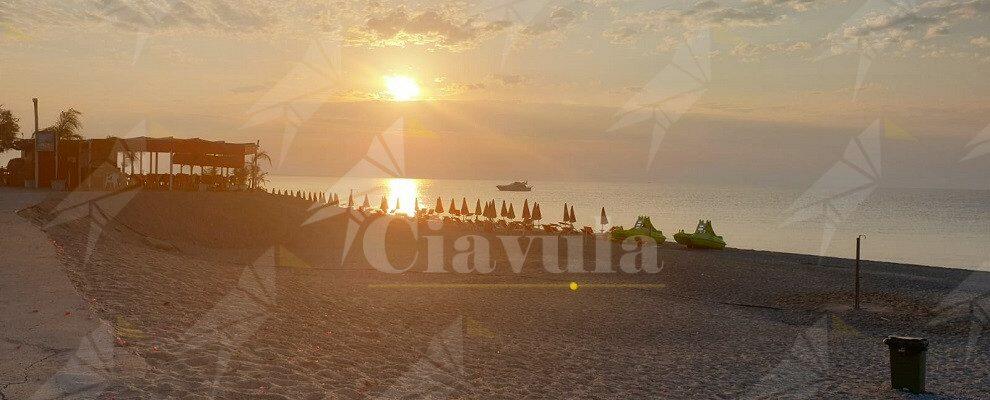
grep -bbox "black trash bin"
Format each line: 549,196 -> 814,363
883,336 -> 928,394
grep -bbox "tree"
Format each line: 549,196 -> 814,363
252,149 -> 272,166
50,108 -> 83,140
245,163 -> 268,190
249,149 -> 271,189
0,105 -> 20,152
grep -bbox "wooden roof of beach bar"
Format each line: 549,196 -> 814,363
105,137 -> 258,155
15,136 -> 259,169
16,136 -> 257,155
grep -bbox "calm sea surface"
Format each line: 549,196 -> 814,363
269,176 -> 990,271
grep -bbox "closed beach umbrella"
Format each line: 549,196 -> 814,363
435,197 -> 444,213
508,203 -> 516,219
449,198 -> 459,215
461,198 -> 470,215
532,202 -> 542,221
414,198 -> 419,214
522,199 -> 531,220
500,200 -> 508,218
380,196 -> 389,212
362,194 -> 371,209
600,207 -> 608,225
475,199 -> 482,216
562,203 -> 569,222
569,205 -> 577,223
347,190 -> 354,207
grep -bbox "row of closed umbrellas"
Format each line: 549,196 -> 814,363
271,188 -> 607,225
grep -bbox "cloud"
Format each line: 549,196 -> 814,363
972,35 -> 990,47
521,6 -> 587,36
603,0 -> 824,45
492,73 -> 528,86
2,0 -> 279,34
731,40 -> 812,62
603,25 -> 641,44
229,83 -> 270,94
345,5 -> 511,51
508,6 -> 590,49
831,0 -> 990,53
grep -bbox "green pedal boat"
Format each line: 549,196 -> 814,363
674,220 -> 726,249
610,216 -> 666,244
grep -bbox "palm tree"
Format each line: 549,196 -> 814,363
246,163 -> 268,190
253,149 -> 272,166
249,149 -> 271,189
51,108 -> 83,140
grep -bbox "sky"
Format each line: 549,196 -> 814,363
1,0 -> 988,188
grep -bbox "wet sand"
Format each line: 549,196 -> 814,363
5,189 -> 989,399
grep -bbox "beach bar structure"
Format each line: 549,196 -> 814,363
12,136 -> 259,190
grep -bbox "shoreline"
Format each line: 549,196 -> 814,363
37,187 -> 990,272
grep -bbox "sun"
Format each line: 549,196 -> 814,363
384,75 -> 421,101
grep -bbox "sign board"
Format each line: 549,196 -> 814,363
36,131 -> 56,152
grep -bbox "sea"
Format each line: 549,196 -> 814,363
269,176 -> 990,271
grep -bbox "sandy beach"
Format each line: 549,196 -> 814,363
3,188 -> 988,399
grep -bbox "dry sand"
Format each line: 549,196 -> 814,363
4,189 -> 988,399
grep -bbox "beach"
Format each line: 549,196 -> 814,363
3,188 -> 988,399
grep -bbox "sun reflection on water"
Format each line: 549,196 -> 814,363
386,178 -> 419,216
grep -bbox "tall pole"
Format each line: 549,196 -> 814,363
252,140 -> 259,190
855,235 -> 862,310
32,98 -> 39,135
32,98 -> 39,188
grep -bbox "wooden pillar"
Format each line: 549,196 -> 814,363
169,153 -> 174,191
77,141 -> 83,190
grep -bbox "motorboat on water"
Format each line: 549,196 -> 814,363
497,181 -> 532,191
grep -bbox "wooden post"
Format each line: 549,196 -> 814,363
855,235 -> 863,310
32,98 -> 38,188
169,142 -> 174,191
76,141 -> 82,190
251,141 -> 259,190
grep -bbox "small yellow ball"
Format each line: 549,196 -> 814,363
569,282 -> 579,291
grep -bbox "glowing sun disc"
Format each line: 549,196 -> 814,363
384,75 -> 421,101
